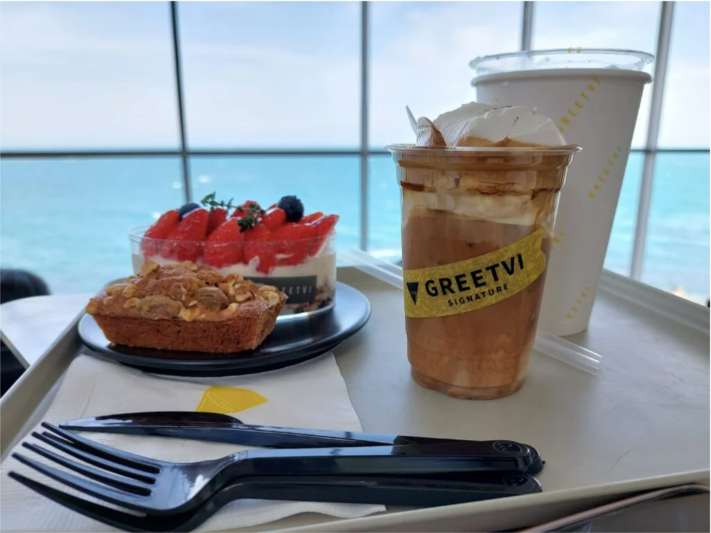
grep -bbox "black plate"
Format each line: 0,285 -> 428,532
79,282 -> 370,377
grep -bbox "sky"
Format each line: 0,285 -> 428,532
1,1 -> 709,150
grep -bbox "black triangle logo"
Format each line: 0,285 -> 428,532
406,282 -> 420,305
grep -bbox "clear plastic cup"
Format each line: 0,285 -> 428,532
129,227 -> 337,315
388,144 -> 580,400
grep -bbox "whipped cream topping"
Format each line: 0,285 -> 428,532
425,102 -> 566,147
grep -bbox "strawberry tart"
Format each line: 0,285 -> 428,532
130,194 -> 338,315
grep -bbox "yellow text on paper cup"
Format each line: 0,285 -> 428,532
403,229 -> 547,319
557,77 -> 602,133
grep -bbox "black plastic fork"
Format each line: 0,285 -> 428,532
10,469 -> 541,532
12,423 -> 536,516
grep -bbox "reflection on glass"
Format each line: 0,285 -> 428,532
0,158 -> 184,293
603,152 -> 643,276
0,2 -> 178,150
189,156 -> 361,252
178,2 -> 360,148
532,1 -> 661,148
369,1 -> 522,149
658,2 -> 710,148
642,153 -> 710,301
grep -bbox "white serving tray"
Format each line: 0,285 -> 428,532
1,267 -> 709,531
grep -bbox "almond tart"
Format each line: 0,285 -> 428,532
86,260 -> 287,354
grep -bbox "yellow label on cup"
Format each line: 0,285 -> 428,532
403,229 -> 547,318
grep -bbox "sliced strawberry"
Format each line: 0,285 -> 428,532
308,214 -> 338,256
231,200 -> 261,219
300,212 -> 324,224
145,209 -> 181,239
243,224 -> 276,274
241,200 -> 261,211
161,209 -> 208,262
262,207 -> 287,231
206,208 -> 228,236
273,222 -> 316,266
141,209 -> 180,256
204,219 -> 244,268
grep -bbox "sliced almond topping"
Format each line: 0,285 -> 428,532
195,287 -> 230,310
169,282 -> 188,302
122,284 -> 137,299
220,302 -> 240,317
106,283 -> 129,296
123,297 -> 140,309
219,282 -> 236,297
197,269 -> 223,284
179,306 -> 202,322
85,299 -> 99,314
141,260 -> 160,276
234,291 -> 253,303
138,295 -> 182,319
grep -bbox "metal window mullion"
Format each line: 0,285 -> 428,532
170,1 -> 191,203
521,2 -> 534,51
359,1 -> 369,250
4,148 -> 710,160
630,1 -> 675,280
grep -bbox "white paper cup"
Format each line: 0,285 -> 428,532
471,49 -> 653,336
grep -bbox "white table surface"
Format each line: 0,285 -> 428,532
1,271 -> 708,497
0,294 -> 92,368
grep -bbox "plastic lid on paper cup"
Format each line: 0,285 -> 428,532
470,48 -> 654,85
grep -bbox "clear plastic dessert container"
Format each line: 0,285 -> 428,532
387,144 -> 580,400
129,227 -> 337,316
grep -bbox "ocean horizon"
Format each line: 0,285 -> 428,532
1,152 -> 708,299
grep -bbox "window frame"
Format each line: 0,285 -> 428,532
1,1 -> 708,284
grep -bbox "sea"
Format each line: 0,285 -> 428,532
1,152 -> 709,300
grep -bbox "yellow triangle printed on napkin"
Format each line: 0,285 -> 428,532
196,386 -> 268,414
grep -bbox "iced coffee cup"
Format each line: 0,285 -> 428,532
390,103 -> 580,399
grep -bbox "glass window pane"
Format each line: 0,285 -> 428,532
369,2 -> 522,149
603,152 -> 643,276
641,153 -> 710,301
532,1 -> 661,148
0,2 -> 179,150
189,156 -> 360,250
367,155 -> 401,260
658,2 -> 710,148
0,158 -> 184,293
178,2 -> 360,149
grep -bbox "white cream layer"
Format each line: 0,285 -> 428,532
402,190 -> 541,226
132,252 -> 337,289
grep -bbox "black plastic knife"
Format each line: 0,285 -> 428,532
60,411 -> 544,474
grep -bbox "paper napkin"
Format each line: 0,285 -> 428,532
0,352 -> 385,531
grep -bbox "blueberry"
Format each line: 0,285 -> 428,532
178,202 -> 201,218
277,196 -> 304,222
